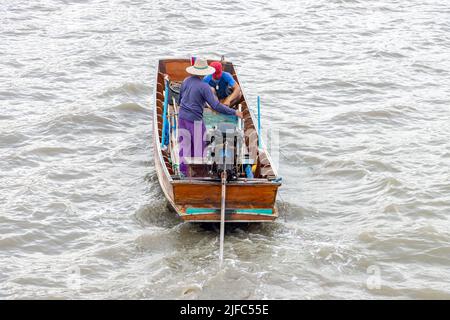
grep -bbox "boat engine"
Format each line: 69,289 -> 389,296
205,122 -> 244,181
168,81 -> 182,104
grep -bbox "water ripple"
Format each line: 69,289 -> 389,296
1,0 -> 449,299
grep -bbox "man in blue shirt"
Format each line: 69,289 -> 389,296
203,61 -> 242,107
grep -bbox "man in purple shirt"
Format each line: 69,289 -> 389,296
178,58 -> 243,176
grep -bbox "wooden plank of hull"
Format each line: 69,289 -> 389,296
179,205 -> 279,222
181,211 -> 277,222
152,69 -> 176,209
163,60 -> 192,81
172,181 -> 279,209
153,130 -> 175,207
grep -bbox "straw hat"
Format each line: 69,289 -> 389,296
186,58 -> 215,76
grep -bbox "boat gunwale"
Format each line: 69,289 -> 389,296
153,58 -> 174,183
171,179 -> 281,186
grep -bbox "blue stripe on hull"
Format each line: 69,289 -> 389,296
185,208 -> 273,215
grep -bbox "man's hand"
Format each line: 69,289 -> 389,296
235,111 -> 243,119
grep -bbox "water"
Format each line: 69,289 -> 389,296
1,0 -> 449,299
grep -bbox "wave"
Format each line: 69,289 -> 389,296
99,83 -> 150,98
38,112 -> 122,136
330,106 -> 416,125
109,102 -> 149,114
0,133 -> 29,148
134,201 -> 180,229
27,146 -> 75,156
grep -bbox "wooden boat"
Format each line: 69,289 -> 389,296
153,58 -> 281,222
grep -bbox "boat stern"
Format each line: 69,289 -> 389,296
171,179 -> 280,223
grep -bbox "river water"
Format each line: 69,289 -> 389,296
1,0 -> 449,299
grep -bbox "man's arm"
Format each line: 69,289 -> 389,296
223,83 -> 241,106
202,85 -> 242,118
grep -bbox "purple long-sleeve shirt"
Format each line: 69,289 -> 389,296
178,76 -> 236,122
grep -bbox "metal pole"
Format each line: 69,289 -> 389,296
171,97 -> 179,174
257,96 -> 261,149
238,104 -> 244,176
219,170 -> 227,268
237,104 -> 242,131
161,76 -> 170,148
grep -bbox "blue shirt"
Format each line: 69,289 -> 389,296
178,76 -> 237,122
203,72 -> 236,88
